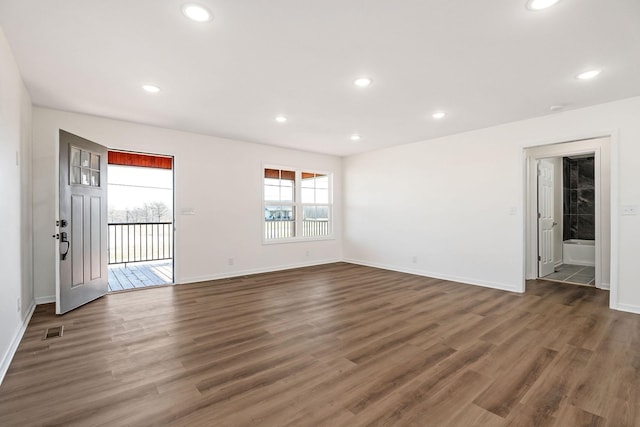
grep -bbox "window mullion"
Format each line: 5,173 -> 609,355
295,170 -> 301,238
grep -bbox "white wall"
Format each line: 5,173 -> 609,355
344,96 -> 640,312
0,28 -> 33,380
32,108 -> 343,300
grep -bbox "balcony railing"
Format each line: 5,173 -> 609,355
265,219 -> 330,239
108,222 -> 173,265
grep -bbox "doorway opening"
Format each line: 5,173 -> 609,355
524,137 -> 611,292
106,151 -> 174,292
537,155 -> 596,286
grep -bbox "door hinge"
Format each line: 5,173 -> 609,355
538,255 -> 541,261
538,212 -> 541,219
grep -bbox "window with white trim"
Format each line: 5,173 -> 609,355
263,167 -> 332,241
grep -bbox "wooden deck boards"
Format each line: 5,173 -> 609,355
108,260 -> 173,292
1,262 -> 638,426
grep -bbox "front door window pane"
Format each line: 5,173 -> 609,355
71,147 -> 102,187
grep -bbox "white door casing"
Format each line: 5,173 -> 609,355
525,137 -> 611,300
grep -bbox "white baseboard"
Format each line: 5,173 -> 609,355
35,295 -> 55,305
177,258 -> 342,285
342,258 -> 522,293
0,300 -> 36,386
614,302 -> 640,315
597,282 -> 610,290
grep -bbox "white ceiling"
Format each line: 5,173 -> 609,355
1,0 -> 639,156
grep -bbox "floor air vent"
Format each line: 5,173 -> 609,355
43,325 -> 64,340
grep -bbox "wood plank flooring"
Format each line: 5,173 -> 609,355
1,262 -> 639,426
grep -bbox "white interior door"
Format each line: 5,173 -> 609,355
57,130 -> 108,314
538,159 -> 555,277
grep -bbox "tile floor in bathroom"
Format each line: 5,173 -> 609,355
543,263 -> 595,286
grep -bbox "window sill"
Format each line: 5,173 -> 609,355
262,236 -> 336,245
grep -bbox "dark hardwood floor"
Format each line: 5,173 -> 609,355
1,262 -> 638,426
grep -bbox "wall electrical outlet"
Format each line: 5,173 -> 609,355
412,256 -> 418,264
17,297 -> 21,312
228,258 -> 234,266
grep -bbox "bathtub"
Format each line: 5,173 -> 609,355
563,239 -> 595,267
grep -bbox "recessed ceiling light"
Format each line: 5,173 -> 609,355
432,111 -> 446,120
181,3 -> 213,22
142,84 -> 160,93
526,0 -> 561,11
354,77 -> 372,88
576,69 -> 601,80
350,134 -> 362,141
275,115 -> 288,123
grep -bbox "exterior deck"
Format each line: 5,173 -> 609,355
107,260 -> 173,292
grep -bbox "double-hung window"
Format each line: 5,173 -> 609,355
263,167 -> 332,241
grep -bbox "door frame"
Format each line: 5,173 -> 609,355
524,136 -> 612,296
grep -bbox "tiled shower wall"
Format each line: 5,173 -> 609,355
563,156 -> 595,241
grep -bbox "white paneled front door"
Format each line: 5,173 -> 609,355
57,130 -> 109,314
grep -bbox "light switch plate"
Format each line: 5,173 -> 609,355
621,205 -> 639,216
